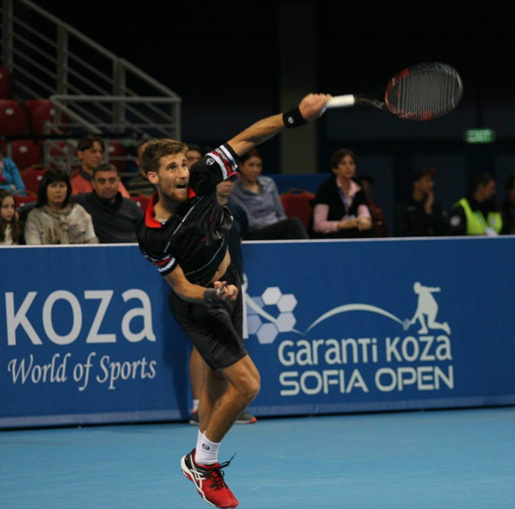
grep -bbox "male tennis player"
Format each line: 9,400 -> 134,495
136,93 -> 330,508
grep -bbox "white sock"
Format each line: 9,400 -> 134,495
192,399 -> 199,413
195,431 -> 220,465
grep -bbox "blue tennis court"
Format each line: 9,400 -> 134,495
1,407 -> 514,509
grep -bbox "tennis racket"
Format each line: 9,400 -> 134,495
325,62 -> 463,121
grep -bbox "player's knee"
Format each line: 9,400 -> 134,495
237,372 -> 260,403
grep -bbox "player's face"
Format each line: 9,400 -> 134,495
93,170 -> 120,201
239,156 -> 263,184
149,152 -> 190,203
77,141 -> 104,173
333,155 -> 356,180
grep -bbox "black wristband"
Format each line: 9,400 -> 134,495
283,107 -> 307,128
203,288 -> 218,304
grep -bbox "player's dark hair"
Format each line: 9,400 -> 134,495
140,139 -> 188,174
36,168 -> 72,208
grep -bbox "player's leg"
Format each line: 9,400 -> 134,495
202,355 -> 260,443
188,346 -> 205,424
197,363 -> 227,432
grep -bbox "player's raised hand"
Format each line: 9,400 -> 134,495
299,93 -> 332,121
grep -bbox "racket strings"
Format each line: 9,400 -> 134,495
387,63 -> 462,120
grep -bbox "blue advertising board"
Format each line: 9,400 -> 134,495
1,238 -> 514,428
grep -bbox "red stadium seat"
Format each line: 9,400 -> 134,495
0,67 -> 13,99
9,140 -> 42,170
15,193 -> 38,207
20,165 -> 49,194
108,141 -> 127,173
130,195 -> 150,212
24,99 -> 68,134
280,188 -> 315,230
0,99 -> 27,135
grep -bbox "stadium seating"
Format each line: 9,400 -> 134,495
280,188 -> 315,230
9,140 -> 42,170
108,141 -> 127,173
24,99 -> 68,135
0,99 -> 27,135
21,165 -> 49,194
0,67 -> 13,99
130,195 -> 150,212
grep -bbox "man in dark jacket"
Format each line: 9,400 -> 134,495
395,168 -> 449,237
75,163 -> 143,243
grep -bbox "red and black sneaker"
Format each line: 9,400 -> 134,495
181,449 -> 239,508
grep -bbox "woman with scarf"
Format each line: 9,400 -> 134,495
24,168 -> 98,245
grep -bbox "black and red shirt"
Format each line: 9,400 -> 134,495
136,144 -> 238,286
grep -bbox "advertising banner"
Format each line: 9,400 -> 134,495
1,238 -> 514,428
242,237 -> 515,415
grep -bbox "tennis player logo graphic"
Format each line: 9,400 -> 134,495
246,281 -> 451,344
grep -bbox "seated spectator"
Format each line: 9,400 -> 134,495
449,171 -> 502,236
359,175 -> 389,237
395,168 -> 448,237
24,168 -> 98,245
185,143 -> 204,169
71,135 -> 130,198
75,163 -> 143,243
230,148 -> 308,240
126,141 -> 156,197
0,153 -> 26,196
0,190 -> 22,245
309,148 -> 372,238
500,173 -> 515,235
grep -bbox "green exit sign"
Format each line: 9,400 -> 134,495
464,129 -> 496,144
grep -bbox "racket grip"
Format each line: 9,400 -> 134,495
325,95 -> 356,108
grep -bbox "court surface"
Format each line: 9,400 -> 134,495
1,406 -> 514,509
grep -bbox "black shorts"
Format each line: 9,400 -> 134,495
167,264 -> 248,370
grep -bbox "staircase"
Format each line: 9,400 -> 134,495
0,0 -> 181,171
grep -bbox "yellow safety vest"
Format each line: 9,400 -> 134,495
455,198 -> 502,235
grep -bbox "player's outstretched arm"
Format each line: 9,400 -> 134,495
227,93 -> 331,157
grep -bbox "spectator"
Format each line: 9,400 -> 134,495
500,173 -> 515,235
187,164 -> 256,426
0,190 -> 22,245
71,135 -> 130,198
449,171 -> 502,236
0,153 -> 26,196
359,175 -> 389,237
74,163 -> 143,243
185,143 -> 204,168
24,168 -> 98,245
310,148 -> 372,238
395,168 -> 448,237
216,178 -> 249,280
126,141 -> 156,197
230,148 -> 308,239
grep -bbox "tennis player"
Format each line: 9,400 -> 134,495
136,93 -> 330,508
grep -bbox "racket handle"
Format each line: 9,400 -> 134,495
325,95 -> 356,109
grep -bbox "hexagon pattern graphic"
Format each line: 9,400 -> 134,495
247,287 -> 298,344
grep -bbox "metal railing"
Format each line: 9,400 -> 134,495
1,0 -> 181,170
